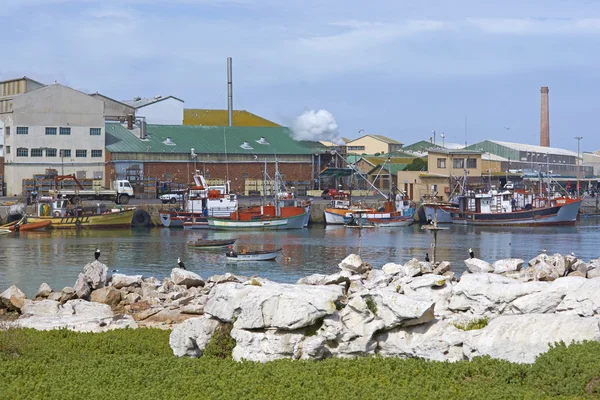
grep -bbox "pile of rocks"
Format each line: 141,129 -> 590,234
2,252 -> 600,363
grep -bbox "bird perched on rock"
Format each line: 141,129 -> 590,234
469,248 -> 475,259
95,248 -> 100,260
177,257 -> 186,270
425,253 -> 430,262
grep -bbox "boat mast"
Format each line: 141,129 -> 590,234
263,158 -> 267,204
274,157 -> 281,216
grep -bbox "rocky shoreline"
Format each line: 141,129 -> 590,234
2,252 -> 600,364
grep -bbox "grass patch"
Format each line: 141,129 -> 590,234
453,317 -> 489,331
364,296 -> 377,315
1,328 -> 600,398
249,278 -> 262,286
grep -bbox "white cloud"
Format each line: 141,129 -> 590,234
468,18 -> 600,35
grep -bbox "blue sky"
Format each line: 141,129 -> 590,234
1,0 -> 600,152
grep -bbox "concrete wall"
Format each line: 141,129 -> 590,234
3,84 -> 106,195
138,98 -> 183,125
91,94 -> 134,121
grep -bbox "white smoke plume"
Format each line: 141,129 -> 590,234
291,109 -> 344,144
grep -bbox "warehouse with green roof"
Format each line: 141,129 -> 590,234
105,122 -> 332,195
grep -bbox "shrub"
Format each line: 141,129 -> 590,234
453,317 -> 489,331
364,296 -> 377,315
0,321 -> 28,359
203,323 -> 235,359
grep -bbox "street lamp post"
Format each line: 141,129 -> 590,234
575,136 -> 583,195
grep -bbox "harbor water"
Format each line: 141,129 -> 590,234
2,216 -> 600,297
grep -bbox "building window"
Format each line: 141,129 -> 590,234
91,149 -> 103,158
90,128 -> 101,136
347,146 -> 366,151
467,158 -> 477,169
76,149 -> 87,157
16,148 -> 28,157
46,148 -> 57,157
31,148 -> 43,157
60,127 -> 71,135
45,127 -> 57,135
6,146 -> 10,154
437,158 -> 446,168
453,158 -> 464,168
60,149 -> 71,157
16,127 -> 28,135
5,126 -> 10,135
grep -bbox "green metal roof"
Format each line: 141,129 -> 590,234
105,123 -> 328,155
367,163 -> 409,175
402,140 -> 444,152
319,167 -> 354,177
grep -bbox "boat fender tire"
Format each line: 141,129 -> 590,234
53,211 -> 61,217
75,220 -> 81,227
131,209 -> 151,227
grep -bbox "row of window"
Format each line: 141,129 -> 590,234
6,147 -> 103,158
9,127 -> 102,136
437,158 -> 477,169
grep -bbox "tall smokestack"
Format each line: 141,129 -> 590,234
227,57 -> 233,127
540,86 -> 549,147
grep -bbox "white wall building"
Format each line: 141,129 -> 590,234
1,84 -> 106,195
122,95 -> 184,125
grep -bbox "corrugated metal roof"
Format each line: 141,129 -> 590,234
348,134 -> 402,145
122,95 -> 184,109
362,156 -> 416,165
488,140 -> 578,157
402,140 -> 444,152
105,123 -> 327,155
428,149 -> 483,155
367,163 -> 408,174
183,109 -> 280,127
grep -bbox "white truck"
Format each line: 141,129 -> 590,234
45,175 -> 135,205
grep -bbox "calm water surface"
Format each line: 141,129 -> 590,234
2,217 -> 600,297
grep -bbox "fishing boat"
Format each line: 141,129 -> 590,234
159,172 -> 238,229
225,248 -> 282,261
207,161 -> 307,230
27,197 -> 135,229
324,198 -> 376,225
9,219 -> 52,231
450,189 -> 582,226
187,238 -> 237,248
344,196 -> 416,226
370,216 -> 413,227
0,228 -> 11,235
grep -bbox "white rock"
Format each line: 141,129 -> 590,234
402,275 -> 453,316
0,285 -> 26,311
433,261 -> 451,275
74,273 -> 91,300
533,261 -> 559,281
123,293 -> 141,305
367,289 -> 435,329
449,273 -> 547,315
492,259 -> 524,274
111,274 -> 143,289
296,270 -> 352,286
382,262 -> 403,276
169,316 -> 221,357
17,299 -> 137,332
36,283 -> 53,298
401,258 -> 422,278
463,314 -> 600,363
510,276 -> 586,314
207,273 -> 249,285
464,258 -> 494,273
419,262 -> 433,274
319,297 -> 385,358
231,328 -> 305,362
170,268 -> 204,288
376,319 -> 465,362
205,282 -> 343,330
338,254 -> 371,275
556,278 -> 600,316
363,269 -> 392,290
83,260 -> 109,289
90,287 -> 122,306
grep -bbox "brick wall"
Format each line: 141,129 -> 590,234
144,162 -> 314,193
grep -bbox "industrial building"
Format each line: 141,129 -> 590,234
122,95 -> 185,125
183,109 -> 280,127
345,134 -> 403,155
105,122 -> 330,196
0,83 -> 106,196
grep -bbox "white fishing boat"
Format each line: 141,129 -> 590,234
225,248 -> 282,261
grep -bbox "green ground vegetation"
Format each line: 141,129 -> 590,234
1,327 -> 600,399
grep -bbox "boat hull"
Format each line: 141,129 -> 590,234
225,249 -> 281,261
423,205 -> 455,224
451,198 -> 582,226
27,209 -> 135,229
324,209 -> 347,225
10,220 -> 52,231
208,212 -> 307,230
187,239 -> 236,248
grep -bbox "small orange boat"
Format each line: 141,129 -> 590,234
9,220 -> 52,231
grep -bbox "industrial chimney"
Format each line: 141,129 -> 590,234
227,57 -> 233,127
540,87 -> 550,147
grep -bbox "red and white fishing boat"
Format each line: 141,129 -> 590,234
159,173 -> 238,229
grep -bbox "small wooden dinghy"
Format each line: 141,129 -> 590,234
187,238 -> 237,248
225,248 -> 281,261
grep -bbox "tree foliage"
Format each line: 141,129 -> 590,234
404,158 -> 428,171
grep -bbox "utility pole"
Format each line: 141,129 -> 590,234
575,136 -> 583,195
